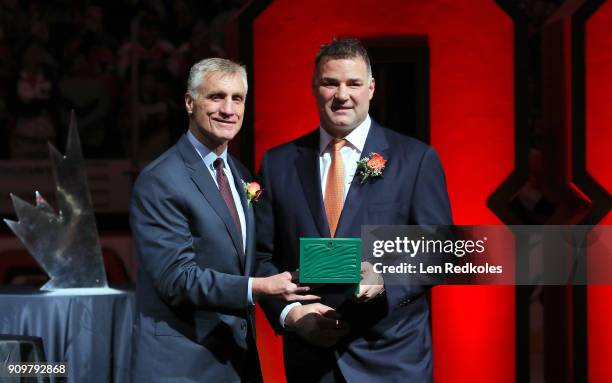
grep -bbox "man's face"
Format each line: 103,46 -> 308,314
313,56 -> 375,137
185,71 -> 245,151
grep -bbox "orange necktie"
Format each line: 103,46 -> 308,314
324,139 -> 346,237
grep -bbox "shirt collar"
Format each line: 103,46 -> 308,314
319,115 -> 371,155
187,130 -> 229,171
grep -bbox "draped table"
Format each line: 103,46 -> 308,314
0,287 -> 134,383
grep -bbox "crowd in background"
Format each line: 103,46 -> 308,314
0,0 -> 566,165
0,0 -> 245,160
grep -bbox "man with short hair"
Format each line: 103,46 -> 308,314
130,57 -> 316,382
256,38 -> 452,382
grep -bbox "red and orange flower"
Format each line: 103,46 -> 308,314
366,153 -> 387,173
356,152 -> 387,184
242,180 -> 262,205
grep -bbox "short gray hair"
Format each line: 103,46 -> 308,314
186,58 -> 248,97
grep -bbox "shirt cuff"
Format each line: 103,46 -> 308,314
280,302 -> 302,329
247,277 -> 255,306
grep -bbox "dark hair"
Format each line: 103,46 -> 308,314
313,38 -> 372,80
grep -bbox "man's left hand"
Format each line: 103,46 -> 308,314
355,261 -> 384,302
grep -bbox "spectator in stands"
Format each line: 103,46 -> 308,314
58,52 -> 114,158
116,12 -> 175,79
11,42 -> 57,158
168,20 -> 218,80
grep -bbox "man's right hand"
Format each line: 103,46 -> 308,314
284,303 -> 349,347
252,272 -> 320,302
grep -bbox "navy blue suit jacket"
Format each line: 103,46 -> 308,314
130,134 -> 260,382
255,121 -> 452,382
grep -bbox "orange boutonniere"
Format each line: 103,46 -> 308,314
356,153 -> 387,184
242,180 -> 262,205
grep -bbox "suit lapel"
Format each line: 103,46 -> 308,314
177,136 -> 245,268
295,132 -> 331,237
335,122 -> 390,238
243,203 -> 255,275
227,156 -> 251,273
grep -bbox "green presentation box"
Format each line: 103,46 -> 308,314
299,238 -> 361,295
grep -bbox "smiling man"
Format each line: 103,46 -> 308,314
130,58 -> 317,383
255,39 -> 452,382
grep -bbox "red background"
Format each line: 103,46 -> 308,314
586,1 -> 612,382
251,1 -> 516,382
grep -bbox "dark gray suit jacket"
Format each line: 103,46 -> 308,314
130,134 -> 260,382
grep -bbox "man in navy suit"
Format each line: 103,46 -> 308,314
256,39 -> 452,382
130,58 -> 317,382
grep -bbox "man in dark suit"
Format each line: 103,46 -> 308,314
256,39 -> 452,382
130,58 -> 317,382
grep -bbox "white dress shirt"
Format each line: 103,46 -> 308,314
280,116 -> 373,328
187,131 -> 254,305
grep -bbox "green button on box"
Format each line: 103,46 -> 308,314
299,238 -> 361,295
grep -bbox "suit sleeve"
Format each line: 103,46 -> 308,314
130,171 -> 249,316
385,147 -> 453,311
254,153 -> 289,332
409,147 -> 452,225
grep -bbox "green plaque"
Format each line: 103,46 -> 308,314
299,238 -> 361,295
